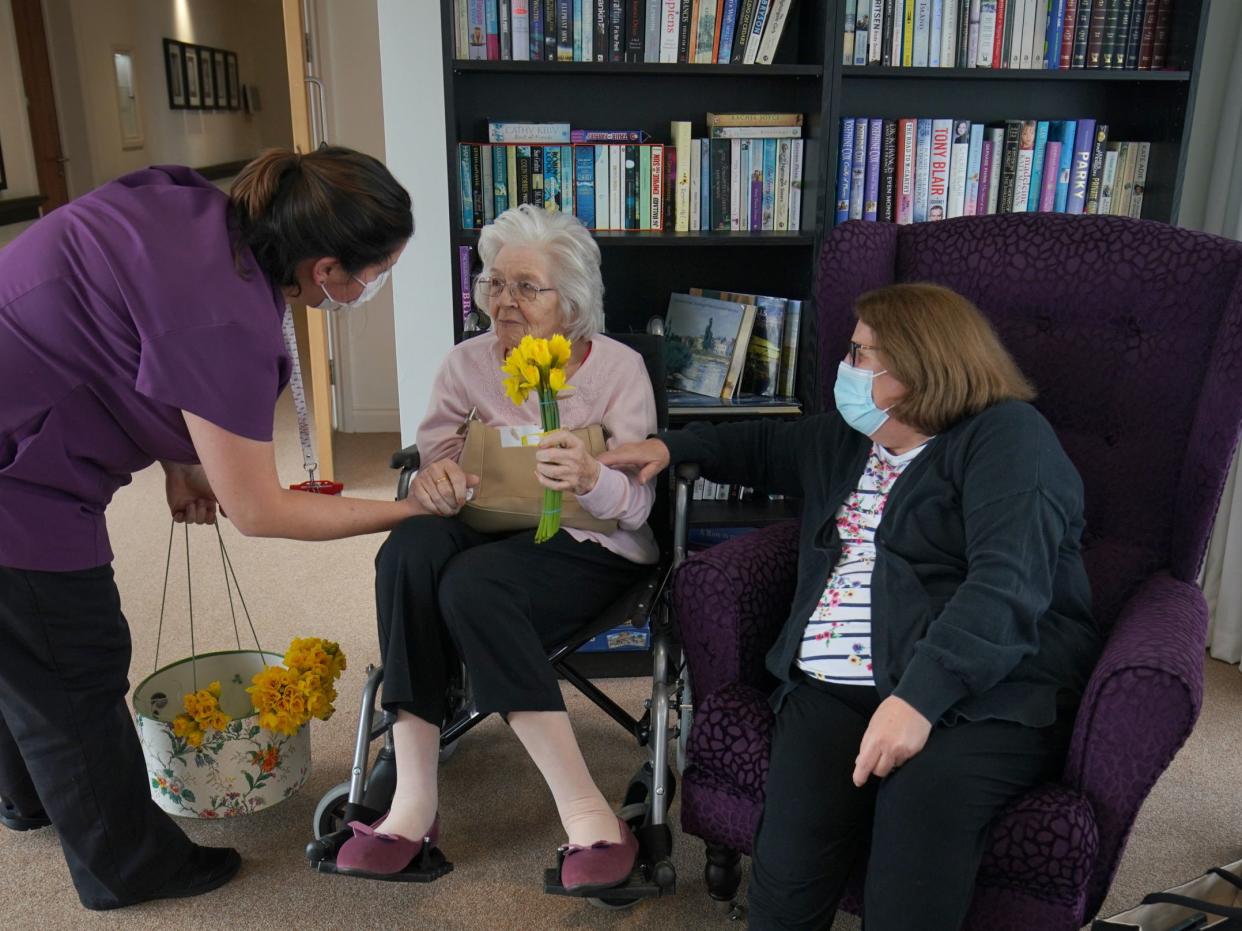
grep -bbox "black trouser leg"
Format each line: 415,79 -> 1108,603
747,679 -> 881,931
862,715 -> 1071,931
437,530 -> 646,715
0,709 -> 42,816
0,565 -> 194,910
374,515 -> 494,725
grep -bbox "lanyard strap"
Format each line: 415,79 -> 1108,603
282,304 -> 318,481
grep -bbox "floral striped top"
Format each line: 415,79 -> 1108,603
797,440 -> 930,687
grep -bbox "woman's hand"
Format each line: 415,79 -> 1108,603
163,462 -> 218,525
595,438 -> 670,485
852,696 -> 932,786
409,458 -> 479,517
535,430 -> 601,496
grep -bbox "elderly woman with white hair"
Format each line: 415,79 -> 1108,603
335,204 -> 656,892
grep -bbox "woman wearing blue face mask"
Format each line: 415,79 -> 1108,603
0,146 -> 447,911
600,283 -> 1101,931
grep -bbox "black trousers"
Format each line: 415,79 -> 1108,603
0,564 -> 194,909
374,516 -> 646,725
747,678 -> 1072,931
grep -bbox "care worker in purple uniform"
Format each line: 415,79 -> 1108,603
0,147 -> 438,910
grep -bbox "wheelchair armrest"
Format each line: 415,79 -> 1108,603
390,444 -> 421,471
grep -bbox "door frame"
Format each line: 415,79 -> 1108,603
11,0 -> 69,211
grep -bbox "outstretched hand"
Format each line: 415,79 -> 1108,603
596,438 -> 670,485
852,695 -> 932,786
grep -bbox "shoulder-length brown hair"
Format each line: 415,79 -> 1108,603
854,283 -> 1035,435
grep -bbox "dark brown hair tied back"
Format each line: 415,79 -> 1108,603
229,146 -> 413,294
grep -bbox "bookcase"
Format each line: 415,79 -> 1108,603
438,0 -> 1213,421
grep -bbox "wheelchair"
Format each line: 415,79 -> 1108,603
304,332 -> 699,908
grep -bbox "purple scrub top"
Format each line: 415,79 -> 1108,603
0,166 -> 291,572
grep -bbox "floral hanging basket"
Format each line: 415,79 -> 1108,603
133,649 -> 311,819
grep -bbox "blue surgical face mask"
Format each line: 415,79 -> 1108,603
318,268 -> 391,311
834,360 -> 891,436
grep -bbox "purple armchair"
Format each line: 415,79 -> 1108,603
672,215 -> 1242,929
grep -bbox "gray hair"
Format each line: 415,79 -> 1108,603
474,204 -> 605,342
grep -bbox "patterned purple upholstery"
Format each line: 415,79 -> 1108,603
675,215 -> 1242,927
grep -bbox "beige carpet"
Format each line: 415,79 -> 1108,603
2,394 -> 1240,930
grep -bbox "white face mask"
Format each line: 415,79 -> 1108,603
318,268 -> 391,311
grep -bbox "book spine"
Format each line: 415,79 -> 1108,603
1137,0 -> 1156,68
1038,140 -> 1061,210
507,147 -> 519,210
689,140 -> 701,230
729,138 -> 741,230
896,118 -> 916,223
485,0 -> 501,58
1101,0 -> 1122,68
743,0 -> 771,64
594,145 -> 610,228
608,0 -> 625,60
659,0 -> 681,60
992,0 -> 1006,68
652,144 -> 664,230
903,0 -> 916,64
756,0 -> 792,65
775,138 -> 792,229
707,111 -> 804,127
662,142 -> 675,229
1113,141 -> 1134,215
489,122 -> 573,144
481,144 -> 495,223
575,146 -> 595,227
914,118 -> 932,221
499,0 -> 512,58
1059,0 -> 1077,66
541,146 -> 557,210
1124,0 -> 1146,68
1066,117 -> 1095,213
998,120 -> 1020,212
1086,0 -> 1106,67
1044,0 -> 1063,67
913,0 -> 931,66
1151,0 -> 1170,68
718,0 -> 741,61
709,126 -> 803,139
929,0 -> 943,67
560,145 -> 573,217
672,121 -> 692,231
738,140 -> 751,229
458,145 -> 474,228
837,118 -> 855,224
869,0 -> 887,64
978,0 -> 997,66
610,144 -> 623,229
467,143 -> 483,223
529,0 -> 545,58
510,2 -> 530,59
455,0 -> 468,59
1084,122 -> 1109,212
593,0 -> 608,60
492,145 -> 510,214
640,144 -> 652,228
1071,0 -> 1092,68
963,122 -> 983,214
709,139 -> 730,230
850,119 -> 869,220
927,119 -> 951,220
959,0 -> 972,66
623,145 -> 638,228
1054,121 -> 1076,211
1026,120 -> 1049,211
976,137 -> 993,213
947,121 -> 970,217
788,138 -> 804,230
761,138 -> 776,229
643,0 -> 661,61
624,0 -> 643,61
468,0 -> 487,59
883,0 -> 899,65
1098,144 -> 1119,214
941,0 -> 959,67
844,0 -> 857,64
1129,140 -> 1149,218
735,0 -> 760,62
1029,0 -> 1049,68
459,244 -> 474,322
985,126 -> 1004,212
880,121 -> 898,222
750,157 -> 764,230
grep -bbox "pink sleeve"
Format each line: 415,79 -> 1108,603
575,351 -> 658,531
415,353 -> 471,467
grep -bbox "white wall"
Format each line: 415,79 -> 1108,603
40,0 -> 292,195
1177,0 -> 1242,234
377,0 -> 454,445
0,0 -> 40,199
313,0 -> 400,434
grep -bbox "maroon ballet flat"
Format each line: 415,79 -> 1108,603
335,812 -> 440,879
559,816 -> 639,894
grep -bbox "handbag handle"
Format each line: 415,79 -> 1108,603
1139,890 -> 1242,921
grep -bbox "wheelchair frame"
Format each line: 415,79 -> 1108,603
305,444 -> 700,905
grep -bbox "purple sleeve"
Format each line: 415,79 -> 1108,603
136,323 -> 288,442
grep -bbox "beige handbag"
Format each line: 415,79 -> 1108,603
457,419 -> 618,535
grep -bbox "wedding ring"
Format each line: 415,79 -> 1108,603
435,477 -> 450,485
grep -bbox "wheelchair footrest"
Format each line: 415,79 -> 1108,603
542,864 -> 671,901
307,828 -> 454,883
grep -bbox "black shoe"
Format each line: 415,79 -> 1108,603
0,796 -> 50,831
89,845 -> 242,910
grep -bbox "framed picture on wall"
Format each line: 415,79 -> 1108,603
163,40 -> 186,109
197,46 -> 215,109
226,52 -> 241,110
182,45 -> 201,108
112,47 -> 144,149
212,50 -> 228,109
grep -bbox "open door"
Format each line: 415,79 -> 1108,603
280,0 -> 336,481
11,0 -> 69,212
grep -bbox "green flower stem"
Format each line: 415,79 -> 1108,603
535,381 -> 562,544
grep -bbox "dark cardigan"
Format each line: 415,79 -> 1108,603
662,400 -> 1102,727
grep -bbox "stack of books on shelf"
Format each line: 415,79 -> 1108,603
843,0 -> 1176,70
458,122 -> 664,230
452,0 -> 797,65
670,113 -> 805,232
664,287 -> 801,401
837,117 -> 1148,224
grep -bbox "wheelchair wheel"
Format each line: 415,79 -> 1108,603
312,781 -> 352,840
587,895 -> 639,910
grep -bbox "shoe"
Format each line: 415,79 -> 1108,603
335,812 -> 440,878
88,845 -> 241,910
0,796 -> 51,832
559,816 -> 639,894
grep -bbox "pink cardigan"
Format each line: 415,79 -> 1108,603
417,331 -> 659,565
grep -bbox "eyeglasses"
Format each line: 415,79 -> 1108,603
848,341 -> 880,367
477,276 -> 556,304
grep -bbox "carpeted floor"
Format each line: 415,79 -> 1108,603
2,394 -> 1240,930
